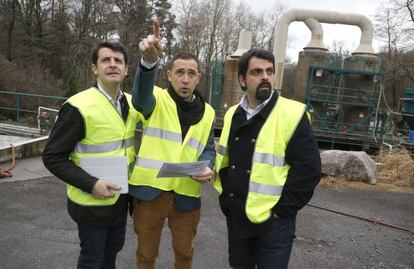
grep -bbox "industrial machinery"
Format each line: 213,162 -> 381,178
209,9 -> 413,150
400,88 -> 414,144
300,52 -> 386,149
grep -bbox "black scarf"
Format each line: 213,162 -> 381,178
167,84 -> 205,139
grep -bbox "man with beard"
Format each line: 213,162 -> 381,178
214,48 -> 321,269
128,19 -> 216,269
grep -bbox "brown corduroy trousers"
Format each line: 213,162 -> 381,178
133,192 -> 201,269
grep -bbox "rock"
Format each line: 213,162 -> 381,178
321,150 -> 377,184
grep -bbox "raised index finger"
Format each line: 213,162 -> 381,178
153,18 -> 160,40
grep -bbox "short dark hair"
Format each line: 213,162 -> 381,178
237,48 -> 275,78
168,52 -> 201,72
92,41 -> 128,65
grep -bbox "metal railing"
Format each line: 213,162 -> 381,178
0,91 -> 67,122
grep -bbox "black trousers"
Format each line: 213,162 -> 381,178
77,215 -> 127,269
228,217 -> 296,269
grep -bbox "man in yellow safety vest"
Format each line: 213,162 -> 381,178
128,19 -> 216,269
43,41 -> 140,269
214,48 -> 321,269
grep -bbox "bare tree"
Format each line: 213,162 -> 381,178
200,0 -> 230,98
172,0 -> 284,97
395,0 -> 414,23
329,39 -> 351,56
374,0 -> 414,107
0,0 -> 19,61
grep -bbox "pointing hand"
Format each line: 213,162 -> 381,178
139,18 -> 163,64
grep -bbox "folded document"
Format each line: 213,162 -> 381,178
157,160 -> 210,178
80,156 -> 128,194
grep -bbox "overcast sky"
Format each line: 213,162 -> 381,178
234,0 -> 382,60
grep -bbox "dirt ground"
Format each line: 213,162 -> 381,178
320,148 -> 414,193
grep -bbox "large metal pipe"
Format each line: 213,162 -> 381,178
273,8 -> 376,90
231,29 -> 252,58
303,18 -> 327,51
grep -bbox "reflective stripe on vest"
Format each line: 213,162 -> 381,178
143,127 -> 205,154
249,182 -> 283,196
130,87 -> 215,198
66,88 -> 139,206
252,152 -> 285,167
144,127 -> 182,143
135,157 -> 163,169
75,137 -> 135,153
214,95 -> 306,223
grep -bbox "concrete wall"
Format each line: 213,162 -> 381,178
220,58 -> 244,118
0,136 -> 49,163
292,50 -> 332,102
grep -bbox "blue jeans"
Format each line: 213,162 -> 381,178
77,216 -> 127,269
228,217 -> 296,269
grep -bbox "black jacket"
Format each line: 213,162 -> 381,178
218,92 -> 321,238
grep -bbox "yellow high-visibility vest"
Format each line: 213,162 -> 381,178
130,87 -> 215,198
214,96 -> 306,223
67,87 -> 140,206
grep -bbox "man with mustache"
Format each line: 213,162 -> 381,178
43,41 -> 140,268
214,48 -> 321,269
129,19 -> 216,269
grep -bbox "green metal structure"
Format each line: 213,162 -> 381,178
209,60 -> 225,118
305,65 -> 386,149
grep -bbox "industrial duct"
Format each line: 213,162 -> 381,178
303,18 -> 327,51
273,8 -> 376,90
231,29 -> 252,58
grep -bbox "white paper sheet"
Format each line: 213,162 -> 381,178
79,156 -> 128,194
156,160 -> 210,178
